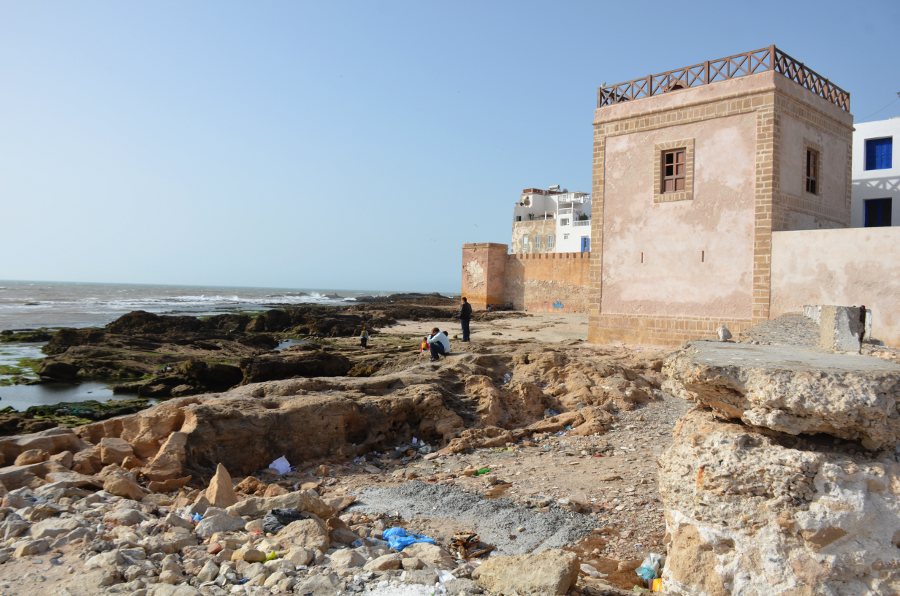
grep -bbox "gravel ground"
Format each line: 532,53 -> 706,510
352,480 -> 598,555
737,313 -> 820,347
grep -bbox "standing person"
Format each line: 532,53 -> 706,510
459,297 -> 472,342
426,327 -> 451,361
359,325 -> 369,348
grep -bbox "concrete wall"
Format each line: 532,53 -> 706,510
771,227 -> 900,346
851,117 -> 899,227
461,243 -> 590,313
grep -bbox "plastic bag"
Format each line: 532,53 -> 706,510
635,552 -> 663,581
262,508 -> 308,534
382,527 -> 436,551
268,456 -> 291,475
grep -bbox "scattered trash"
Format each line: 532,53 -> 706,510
265,551 -> 279,561
501,372 -> 512,384
382,527 -> 436,551
449,532 -> 494,559
544,408 -> 560,417
635,552 -> 663,582
268,455 -> 291,475
262,508 -> 308,534
651,578 -> 663,592
191,513 -> 203,523
437,569 -> 456,583
474,467 -> 491,476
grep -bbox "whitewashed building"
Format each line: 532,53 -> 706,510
511,186 -> 592,253
852,117 -> 898,227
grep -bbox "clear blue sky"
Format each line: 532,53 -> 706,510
1,1 -> 897,292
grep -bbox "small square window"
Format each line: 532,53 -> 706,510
560,218 -> 570,226
805,148 -> 819,195
865,137 -> 893,171
661,149 -> 686,193
654,139 -> 694,202
563,233 -> 569,240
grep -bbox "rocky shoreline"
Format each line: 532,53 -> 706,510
0,295 -> 467,435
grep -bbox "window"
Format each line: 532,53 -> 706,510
521,236 -> 529,252
865,137 -> 893,171
560,218 -> 570,226
864,198 -> 892,227
654,139 -> 694,202
546,234 -> 555,249
563,233 -> 569,240
805,148 -> 819,195
661,149 -> 686,192
534,235 -> 542,251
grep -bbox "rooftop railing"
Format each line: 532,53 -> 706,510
597,46 -> 850,112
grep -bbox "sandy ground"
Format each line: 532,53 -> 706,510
380,312 -> 590,345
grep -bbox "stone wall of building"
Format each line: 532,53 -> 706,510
503,252 -> 590,312
461,244 -> 590,313
588,69 -> 854,345
771,227 -> 900,346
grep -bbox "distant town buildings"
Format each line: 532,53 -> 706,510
511,186 -> 592,254
852,117 -> 897,227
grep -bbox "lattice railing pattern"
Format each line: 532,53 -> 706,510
598,46 -> 850,112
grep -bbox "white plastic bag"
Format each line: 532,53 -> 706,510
268,455 -> 291,475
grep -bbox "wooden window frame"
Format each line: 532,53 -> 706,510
654,139 -> 695,203
805,147 -> 820,195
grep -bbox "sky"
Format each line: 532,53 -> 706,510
1,1 -> 898,293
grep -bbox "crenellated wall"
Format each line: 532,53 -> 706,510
461,244 -> 590,313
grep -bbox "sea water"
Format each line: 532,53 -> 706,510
0,280 -> 379,410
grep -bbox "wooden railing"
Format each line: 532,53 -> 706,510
597,46 -> 850,112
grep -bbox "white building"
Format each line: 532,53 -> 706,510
852,117 -> 898,227
511,186 -> 592,253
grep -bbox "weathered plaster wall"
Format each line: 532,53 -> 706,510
503,253 -> 590,312
511,219 -> 555,254
771,227 -> 900,346
461,243 -> 508,310
773,75 -> 853,230
461,244 -> 590,313
600,113 -> 757,319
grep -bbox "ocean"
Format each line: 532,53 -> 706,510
0,280 -> 377,410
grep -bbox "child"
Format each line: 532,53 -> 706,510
360,325 -> 369,348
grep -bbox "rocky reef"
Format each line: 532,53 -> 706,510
660,341 -> 900,595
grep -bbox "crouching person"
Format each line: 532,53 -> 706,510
426,327 -> 451,362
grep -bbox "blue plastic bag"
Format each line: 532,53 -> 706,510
382,527 -> 436,551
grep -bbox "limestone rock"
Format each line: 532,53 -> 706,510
205,463 -> 237,508
663,341 -> 900,449
226,489 -> 333,520
285,546 -> 314,566
14,449 -> 49,466
274,517 -> 329,551
716,325 -> 732,341
103,474 -> 146,501
14,539 -> 49,557
401,542 -> 455,568
195,512 -> 245,539
363,553 -> 402,571
659,409 -> 900,595
143,431 -> 188,482
471,549 -> 579,595
196,560 -> 219,583
148,476 -> 191,493
30,517 -> 83,539
99,437 -> 134,465
329,548 -> 366,570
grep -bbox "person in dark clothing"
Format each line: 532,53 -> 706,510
460,297 -> 473,342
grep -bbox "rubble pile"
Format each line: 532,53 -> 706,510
0,339 -> 665,594
660,341 -> 900,595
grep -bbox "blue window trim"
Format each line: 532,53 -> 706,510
864,137 -> 893,171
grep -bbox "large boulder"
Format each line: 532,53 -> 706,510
663,341 -> 900,450
659,409 -> 899,595
471,549 -> 580,595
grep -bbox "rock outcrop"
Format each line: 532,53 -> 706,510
663,341 -> 900,450
660,342 -> 900,595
